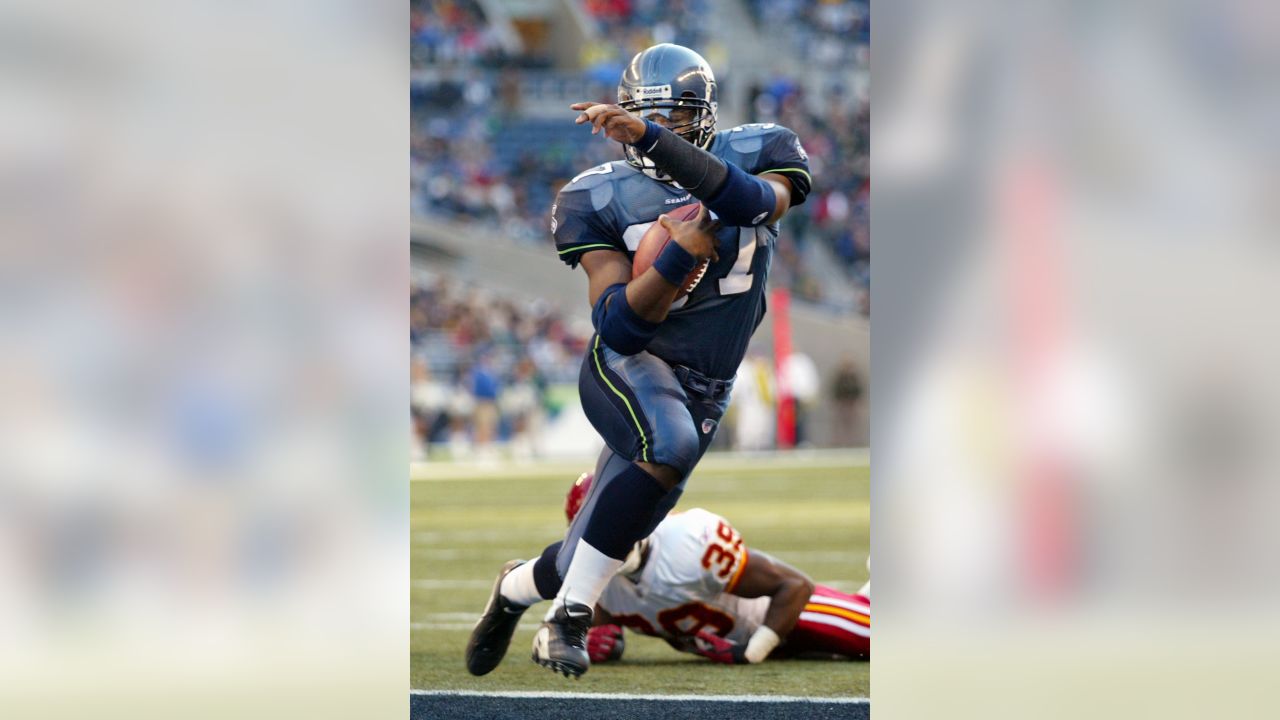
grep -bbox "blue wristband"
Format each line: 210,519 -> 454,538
652,239 -> 698,287
635,119 -> 665,151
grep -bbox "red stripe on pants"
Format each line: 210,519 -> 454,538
776,584 -> 870,659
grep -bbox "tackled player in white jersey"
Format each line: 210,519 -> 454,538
481,472 -> 871,668
566,473 -> 871,665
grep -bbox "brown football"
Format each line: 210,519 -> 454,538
631,202 -> 711,299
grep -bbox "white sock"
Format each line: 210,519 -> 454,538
545,538 -> 623,621
498,560 -> 543,608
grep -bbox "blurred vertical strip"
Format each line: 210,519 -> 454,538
876,0 -> 1280,717
771,287 -> 796,449
0,1 -> 406,719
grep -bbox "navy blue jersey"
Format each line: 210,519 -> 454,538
551,123 -> 811,380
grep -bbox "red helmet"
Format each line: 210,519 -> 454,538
565,472 -> 594,524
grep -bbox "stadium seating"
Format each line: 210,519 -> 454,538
410,0 -> 870,453
411,270 -> 594,458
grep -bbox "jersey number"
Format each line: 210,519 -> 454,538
570,163 -> 614,185
700,520 -> 744,579
624,224 -> 761,304
657,602 -> 736,639
717,227 -> 760,296
609,612 -> 657,636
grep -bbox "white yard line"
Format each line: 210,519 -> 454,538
409,689 -> 869,704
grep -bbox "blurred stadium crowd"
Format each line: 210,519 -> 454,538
411,271 -> 593,459
745,0 -> 869,69
411,0 -> 869,314
410,0 -> 869,457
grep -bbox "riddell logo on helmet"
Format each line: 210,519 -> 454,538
632,85 -> 673,99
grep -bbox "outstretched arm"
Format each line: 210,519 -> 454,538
571,102 -> 796,226
687,548 -> 814,665
729,549 -> 815,642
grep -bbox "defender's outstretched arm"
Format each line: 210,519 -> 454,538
730,549 -> 815,643
688,549 -> 815,664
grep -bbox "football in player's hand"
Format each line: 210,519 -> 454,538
632,202 -> 711,299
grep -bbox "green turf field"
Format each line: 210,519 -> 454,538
411,453 -> 870,697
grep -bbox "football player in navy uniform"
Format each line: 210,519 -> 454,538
465,43 -> 812,679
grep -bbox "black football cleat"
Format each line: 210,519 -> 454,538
531,602 -> 593,678
465,559 -> 528,676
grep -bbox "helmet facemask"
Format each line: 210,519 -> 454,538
619,93 -> 717,182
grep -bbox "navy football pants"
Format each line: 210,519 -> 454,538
553,335 -> 731,577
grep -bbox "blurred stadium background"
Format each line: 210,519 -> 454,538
409,0 -> 872,708
411,0 -> 870,462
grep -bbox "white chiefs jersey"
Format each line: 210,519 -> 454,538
598,508 -> 770,645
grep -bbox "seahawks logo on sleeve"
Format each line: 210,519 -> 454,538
715,123 -> 813,207
551,162 -> 628,268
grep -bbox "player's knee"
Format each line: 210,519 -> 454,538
636,461 -> 680,491
655,421 -> 700,479
639,484 -> 683,537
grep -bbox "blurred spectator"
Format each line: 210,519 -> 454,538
500,357 -> 545,459
732,354 -> 776,451
782,351 -> 820,447
410,271 -> 591,459
411,0 -> 547,69
746,0 -> 869,70
469,356 -> 501,454
446,365 -> 477,456
580,0 -> 714,79
832,358 -> 865,448
410,357 -> 449,457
